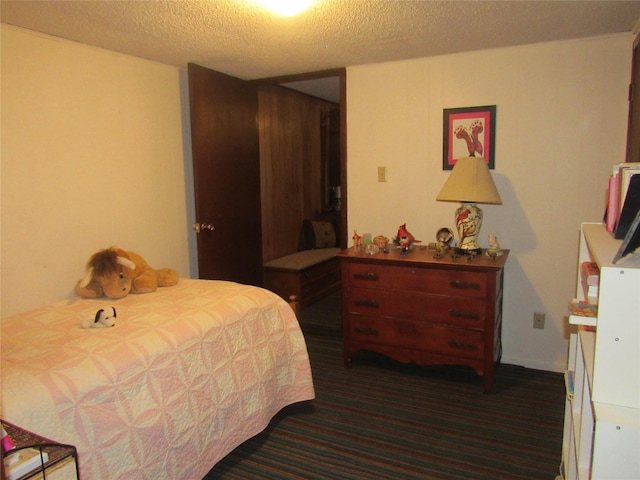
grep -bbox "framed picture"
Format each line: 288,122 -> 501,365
443,105 -> 496,170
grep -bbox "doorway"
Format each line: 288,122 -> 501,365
187,65 -> 347,286
254,69 -> 347,250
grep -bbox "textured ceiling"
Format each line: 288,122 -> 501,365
2,0 -> 640,101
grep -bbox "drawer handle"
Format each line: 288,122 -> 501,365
355,326 -> 379,336
449,309 -> 479,319
355,299 -> 379,308
354,273 -> 379,281
449,280 -> 480,290
448,340 -> 478,350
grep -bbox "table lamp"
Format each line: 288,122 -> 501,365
436,156 -> 502,253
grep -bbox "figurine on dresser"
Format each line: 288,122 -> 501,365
436,227 -> 454,251
486,233 -> 504,257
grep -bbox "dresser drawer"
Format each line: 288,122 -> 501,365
347,262 -> 488,298
348,286 -> 487,329
348,315 -> 484,360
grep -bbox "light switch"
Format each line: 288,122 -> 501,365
377,166 -> 387,182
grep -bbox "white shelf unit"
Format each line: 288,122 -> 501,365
561,223 -> 640,480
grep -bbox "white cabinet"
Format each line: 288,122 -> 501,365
562,223 -> 640,479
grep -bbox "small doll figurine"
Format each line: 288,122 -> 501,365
399,236 -> 411,255
352,230 -> 363,250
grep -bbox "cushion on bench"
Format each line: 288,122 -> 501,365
302,220 -> 337,250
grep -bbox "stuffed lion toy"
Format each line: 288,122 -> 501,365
75,247 -> 178,299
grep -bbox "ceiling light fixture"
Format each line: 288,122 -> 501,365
253,0 -> 314,17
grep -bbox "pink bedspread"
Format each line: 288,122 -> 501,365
1,279 -> 315,479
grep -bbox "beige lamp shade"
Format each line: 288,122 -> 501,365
436,157 -> 502,205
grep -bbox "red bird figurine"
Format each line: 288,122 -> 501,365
396,223 -> 421,244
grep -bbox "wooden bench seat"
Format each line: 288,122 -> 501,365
264,248 -> 341,310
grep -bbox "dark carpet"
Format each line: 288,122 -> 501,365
205,294 -> 565,480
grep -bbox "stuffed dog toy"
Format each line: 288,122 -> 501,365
81,306 -> 117,328
75,247 -> 178,299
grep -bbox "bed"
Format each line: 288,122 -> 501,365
1,279 -> 315,479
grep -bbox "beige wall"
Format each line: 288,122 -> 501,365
347,34 -> 633,371
1,25 -> 633,372
1,25 -> 193,317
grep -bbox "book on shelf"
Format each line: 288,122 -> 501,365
606,174 -> 620,231
615,173 -> 640,239
579,262 -> 600,304
580,262 -> 600,286
1,426 -> 16,452
619,165 -> 640,212
564,370 -> 574,400
613,208 -> 640,264
3,447 -> 49,480
568,299 -> 598,317
606,162 -> 640,233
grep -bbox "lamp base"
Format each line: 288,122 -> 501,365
455,202 -> 484,252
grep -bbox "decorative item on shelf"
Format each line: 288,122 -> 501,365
373,235 -> 389,250
485,233 -> 504,259
436,156 -> 502,254
364,243 -> 379,255
352,230 -> 363,250
399,237 -> 411,255
434,227 -> 454,259
393,223 -> 421,255
436,227 -> 454,250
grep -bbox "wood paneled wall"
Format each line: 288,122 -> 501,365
258,85 -> 335,262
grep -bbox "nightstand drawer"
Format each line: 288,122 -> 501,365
347,262 -> 488,298
348,286 -> 487,329
348,316 -> 484,360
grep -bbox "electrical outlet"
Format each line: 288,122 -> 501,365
533,312 -> 545,329
377,166 -> 387,182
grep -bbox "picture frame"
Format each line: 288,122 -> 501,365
443,105 -> 496,170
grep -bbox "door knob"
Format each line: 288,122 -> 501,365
193,222 -> 215,233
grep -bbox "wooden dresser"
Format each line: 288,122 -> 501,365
337,246 -> 508,393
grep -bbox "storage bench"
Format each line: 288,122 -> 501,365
264,248 -> 341,310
